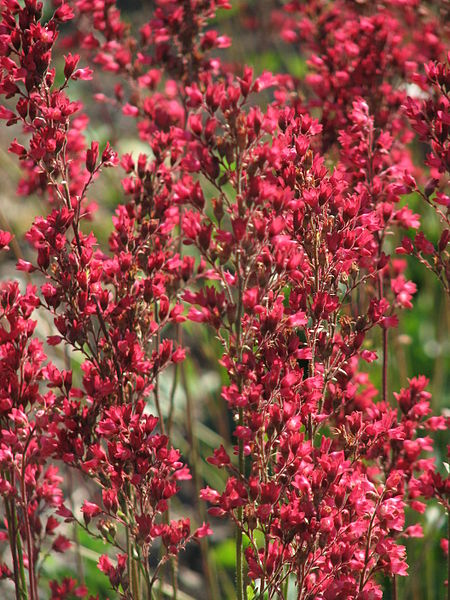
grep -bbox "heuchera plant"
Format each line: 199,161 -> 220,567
0,1 -> 448,599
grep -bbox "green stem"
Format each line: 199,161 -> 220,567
65,343 -> 85,587
4,495 -> 27,600
236,516 -> 244,600
283,573 -> 289,599
4,499 -> 19,600
447,510 -> 450,600
181,364 -> 219,600
392,574 -> 398,600
20,445 -> 37,600
126,526 -> 140,600
359,493 -> 384,593
236,403 -> 247,600
16,530 -> 28,600
160,503 -> 178,600
381,324 -> 388,404
235,160 -> 247,600
6,474 -> 28,600
258,538 -> 270,600
170,556 -> 178,600
235,286 -> 246,600
377,240 -> 388,405
132,556 -> 141,600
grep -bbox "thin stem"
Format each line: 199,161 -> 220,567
132,553 -> 141,600
170,556 -> 178,600
235,266 -> 246,600
68,470 -> 85,585
448,509 -> 450,600
377,240 -> 388,404
153,369 -> 165,435
359,493 -> 384,593
4,496 -> 22,600
283,572 -> 289,600
153,303 -> 165,435
236,411 -> 245,600
158,503 -> 178,600
235,148 -> 247,600
167,362 -> 178,439
65,342 -> 85,587
382,325 -> 388,404
7,473 -> 29,600
15,521 -> 28,600
162,317 -> 181,600
123,485 -> 141,600
181,363 -> 219,600
21,477 -> 36,600
392,574 -> 398,600
167,214 -> 183,439
20,432 -> 38,600
258,540 -> 269,600
126,525 -> 141,600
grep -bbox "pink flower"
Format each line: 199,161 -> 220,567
0,230 -> 12,251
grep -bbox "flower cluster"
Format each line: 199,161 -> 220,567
271,1 -> 444,149
179,71 -> 446,597
401,55 -> 450,292
0,0 -> 448,599
0,1 -> 208,598
0,281 -> 74,598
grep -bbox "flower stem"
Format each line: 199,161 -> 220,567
377,248 -> 388,405
15,526 -> 28,600
283,572 -> 289,599
447,509 -> 450,600
392,575 -> 398,600
126,524 -> 140,600
4,494 -> 27,600
236,405 -> 245,600
181,363 -> 219,600
235,242 -> 247,600
20,446 -> 37,600
382,325 -> 388,404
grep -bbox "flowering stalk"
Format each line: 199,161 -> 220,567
0,2 -> 211,597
